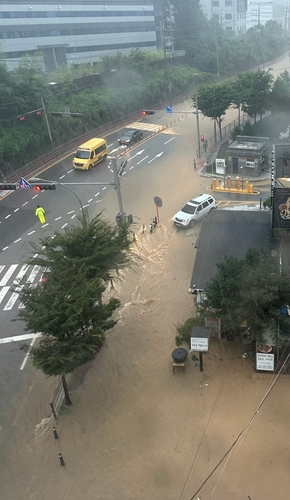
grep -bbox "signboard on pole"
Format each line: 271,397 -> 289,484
190,337 -> 209,352
19,177 -> 32,189
256,353 -> 275,371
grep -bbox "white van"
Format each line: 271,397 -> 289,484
173,194 -> 216,228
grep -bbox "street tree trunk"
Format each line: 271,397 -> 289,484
62,374 -> 72,405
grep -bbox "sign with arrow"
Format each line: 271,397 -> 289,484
19,177 -> 32,189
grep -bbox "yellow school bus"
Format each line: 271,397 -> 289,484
73,138 -> 108,170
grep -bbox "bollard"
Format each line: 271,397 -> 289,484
59,453 -> 65,466
53,427 -> 59,439
50,402 -> 57,419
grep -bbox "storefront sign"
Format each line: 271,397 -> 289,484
256,353 -> 275,371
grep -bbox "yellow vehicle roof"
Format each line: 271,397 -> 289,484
78,138 -> 106,150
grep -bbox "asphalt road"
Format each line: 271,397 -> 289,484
0,91 -> 271,431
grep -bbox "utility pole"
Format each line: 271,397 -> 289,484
110,156 -> 127,224
41,97 -> 54,150
195,95 -> 201,159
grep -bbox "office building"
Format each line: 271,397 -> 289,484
0,1 -> 162,71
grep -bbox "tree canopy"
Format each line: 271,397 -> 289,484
203,249 -> 290,347
15,212 -> 132,404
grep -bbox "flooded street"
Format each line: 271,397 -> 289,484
1,94 -> 290,500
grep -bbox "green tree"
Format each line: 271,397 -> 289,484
240,70 -> 273,122
194,83 -> 233,139
15,213 -> 132,405
203,249 -> 290,346
270,70 -> 290,112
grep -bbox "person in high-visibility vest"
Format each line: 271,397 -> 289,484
35,205 -> 46,224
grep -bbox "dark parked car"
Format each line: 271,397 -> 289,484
118,129 -> 143,146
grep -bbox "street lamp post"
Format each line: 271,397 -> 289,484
195,94 -> 201,159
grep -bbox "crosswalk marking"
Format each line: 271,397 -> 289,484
127,121 -> 165,133
13,265 -> 29,284
0,286 -> 10,304
0,264 -> 18,286
0,262 -> 45,313
3,286 -> 23,311
27,265 -> 40,283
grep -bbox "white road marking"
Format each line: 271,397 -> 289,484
88,198 -> 92,203
14,208 -> 19,213
95,192 -> 100,197
0,266 -> 4,275
164,137 -> 175,144
13,265 -> 29,284
67,210 -> 74,214
5,214 -> 11,219
0,287 -> 10,304
0,333 -> 40,344
32,195 -> 38,199
0,264 -> 18,286
148,152 -> 164,164
28,230 -> 35,235
71,214 -> 77,219
107,143 -> 113,148
129,166 -> 135,170
137,156 -> 149,165
55,216 -> 61,221
13,238 -> 21,244
62,223 -> 68,228
67,169 -> 73,173
42,223 -> 49,228
4,286 -> 23,310
59,175 -> 65,179
102,187 -> 107,191
128,149 -> 145,161
27,265 -> 40,283
2,247 -> 9,251
22,202 -> 28,206
20,334 -> 41,370
33,254 -> 38,258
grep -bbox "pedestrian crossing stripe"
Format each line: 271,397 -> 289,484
126,121 -> 176,136
0,263 -> 44,312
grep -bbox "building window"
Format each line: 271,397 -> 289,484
213,13 -> 220,19
225,13 -> 232,19
225,0 -> 232,5
212,1 -> 219,6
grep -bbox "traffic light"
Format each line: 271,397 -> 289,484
17,109 -> 43,122
0,184 -> 17,190
200,135 -> 205,142
141,110 -> 155,115
33,184 -> 56,191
